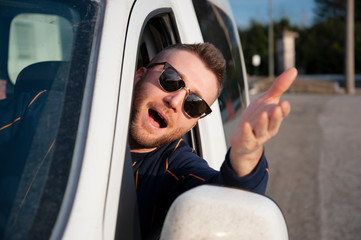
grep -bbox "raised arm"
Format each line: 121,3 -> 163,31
230,67 -> 298,177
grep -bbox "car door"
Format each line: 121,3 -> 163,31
104,0 -> 221,239
58,0 -> 223,239
104,0 -> 243,238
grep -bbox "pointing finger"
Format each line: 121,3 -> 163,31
266,67 -> 298,99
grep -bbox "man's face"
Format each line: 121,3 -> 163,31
129,49 -> 218,152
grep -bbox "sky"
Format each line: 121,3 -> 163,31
228,0 -> 316,29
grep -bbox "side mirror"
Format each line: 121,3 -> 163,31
160,185 -> 288,240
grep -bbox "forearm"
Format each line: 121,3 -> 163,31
219,149 -> 268,194
229,146 -> 263,177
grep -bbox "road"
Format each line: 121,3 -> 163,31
260,93 -> 361,240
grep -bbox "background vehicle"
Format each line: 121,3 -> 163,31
0,0 -> 287,239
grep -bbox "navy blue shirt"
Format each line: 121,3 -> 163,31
131,138 -> 268,239
0,91 -> 49,237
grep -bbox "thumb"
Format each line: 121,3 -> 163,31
266,67 -> 298,99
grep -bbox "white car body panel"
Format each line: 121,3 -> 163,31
60,1 -> 133,239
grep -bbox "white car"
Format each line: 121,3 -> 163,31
0,0 -> 288,239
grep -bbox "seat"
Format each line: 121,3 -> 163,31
14,61 -> 68,96
0,61 -> 69,239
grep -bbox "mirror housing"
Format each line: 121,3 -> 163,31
160,185 -> 288,240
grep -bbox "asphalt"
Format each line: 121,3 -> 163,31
254,92 -> 361,240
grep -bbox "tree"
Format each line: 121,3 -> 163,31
305,0 -> 361,74
239,0 -> 361,75
296,19 -> 345,73
239,18 -> 298,76
314,0 -> 361,22
239,21 -> 269,76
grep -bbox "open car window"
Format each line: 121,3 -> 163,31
134,12 -> 201,152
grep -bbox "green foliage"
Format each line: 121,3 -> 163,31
314,0 -> 346,22
239,0 -> 361,75
239,21 -> 269,76
296,19 -> 345,73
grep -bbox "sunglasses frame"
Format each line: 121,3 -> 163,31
146,61 -> 212,118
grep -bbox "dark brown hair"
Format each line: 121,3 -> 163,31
150,43 -> 226,96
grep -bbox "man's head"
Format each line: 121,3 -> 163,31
150,43 -> 225,96
129,43 -> 225,152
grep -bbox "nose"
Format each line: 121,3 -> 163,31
163,88 -> 189,113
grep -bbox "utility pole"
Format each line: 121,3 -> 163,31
268,0 -> 274,78
345,0 -> 355,94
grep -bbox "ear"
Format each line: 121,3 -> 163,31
135,67 -> 147,84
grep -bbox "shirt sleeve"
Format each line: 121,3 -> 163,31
168,141 -> 268,195
218,148 -> 268,194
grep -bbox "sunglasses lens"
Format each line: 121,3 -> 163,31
184,94 -> 211,118
155,63 -> 211,118
159,68 -> 185,92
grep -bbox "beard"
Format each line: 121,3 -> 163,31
129,79 -> 189,151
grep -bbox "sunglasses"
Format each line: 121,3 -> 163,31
147,62 -> 212,118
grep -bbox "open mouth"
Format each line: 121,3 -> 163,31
148,109 -> 167,128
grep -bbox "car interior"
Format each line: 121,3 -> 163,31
0,0 -> 98,238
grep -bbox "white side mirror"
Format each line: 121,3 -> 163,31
160,185 -> 288,240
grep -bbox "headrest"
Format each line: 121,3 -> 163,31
14,61 -> 70,96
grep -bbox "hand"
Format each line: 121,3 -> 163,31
230,68 -> 298,177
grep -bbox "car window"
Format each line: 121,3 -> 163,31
137,14 -> 179,67
8,13 -> 73,84
137,13 -> 208,153
193,0 -> 248,147
0,0 -> 100,238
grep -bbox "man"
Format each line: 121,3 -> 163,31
129,43 -> 297,239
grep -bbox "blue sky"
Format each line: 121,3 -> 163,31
228,0 -> 316,29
